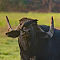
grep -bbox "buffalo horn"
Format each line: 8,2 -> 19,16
6,16 -> 13,31
47,16 -> 54,37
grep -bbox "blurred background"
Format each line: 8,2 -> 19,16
0,0 -> 60,60
0,0 -> 60,12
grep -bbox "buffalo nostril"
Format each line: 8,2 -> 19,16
20,23 -> 22,25
6,33 -> 8,35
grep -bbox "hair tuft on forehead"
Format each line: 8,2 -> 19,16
19,18 -> 37,22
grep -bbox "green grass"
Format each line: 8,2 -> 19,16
0,33 -> 20,60
0,12 -> 60,60
0,12 -> 60,27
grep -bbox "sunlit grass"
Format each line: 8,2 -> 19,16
0,12 -> 60,28
0,12 -> 60,60
0,34 -> 20,60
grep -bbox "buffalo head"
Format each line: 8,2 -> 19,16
6,17 -> 54,39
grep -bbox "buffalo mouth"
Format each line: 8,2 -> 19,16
6,30 -> 20,38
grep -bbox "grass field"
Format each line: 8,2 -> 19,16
0,12 -> 60,60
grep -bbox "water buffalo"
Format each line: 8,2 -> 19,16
6,16 -> 60,60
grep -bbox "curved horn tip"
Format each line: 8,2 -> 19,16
47,16 -> 54,38
51,16 -> 53,19
51,16 -> 54,24
6,16 -> 8,18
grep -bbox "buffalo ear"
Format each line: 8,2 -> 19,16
6,30 -> 20,38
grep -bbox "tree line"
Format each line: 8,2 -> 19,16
0,0 -> 59,12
